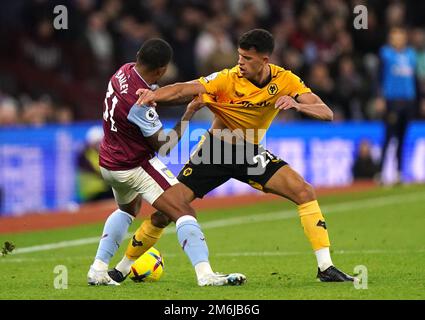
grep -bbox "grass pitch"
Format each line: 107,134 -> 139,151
1,184 -> 424,300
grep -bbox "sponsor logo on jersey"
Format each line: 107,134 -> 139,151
204,72 -> 218,83
238,100 -> 271,108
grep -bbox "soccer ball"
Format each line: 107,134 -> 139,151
129,247 -> 164,282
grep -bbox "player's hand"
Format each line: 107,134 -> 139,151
274,95 -> 300,111
136,88 -> 157,107
183,95 -> 207,120
187,95 -> 206,113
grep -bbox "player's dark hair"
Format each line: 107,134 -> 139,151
238,29 -> 274,54
136,38 -> 173,70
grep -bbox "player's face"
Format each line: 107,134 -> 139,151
389,29 -> 407,50
237,48 -> 268,80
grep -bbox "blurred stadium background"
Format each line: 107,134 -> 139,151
0,0 -> 425,220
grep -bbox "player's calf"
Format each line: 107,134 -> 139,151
114,217 -> 166,278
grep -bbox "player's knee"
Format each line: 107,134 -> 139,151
151,211 -> 171,228
119,197 -> 142,217
133,199 -> 142,216
173,202 -> 196,219
297,182 -> 316,204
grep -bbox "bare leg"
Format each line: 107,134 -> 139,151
262,165 -> 354,281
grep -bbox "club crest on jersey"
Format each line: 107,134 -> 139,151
267,83 -> 278,95
145,108 -> 158,121
183,167 -> 193,176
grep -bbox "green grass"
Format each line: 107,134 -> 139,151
1,184 -> 425,300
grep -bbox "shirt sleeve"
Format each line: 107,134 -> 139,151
127,104 -> 162,137
284,71 -> 312,99
198,69 -> 229,95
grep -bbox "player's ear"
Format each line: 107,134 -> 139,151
156,66 -> 167,78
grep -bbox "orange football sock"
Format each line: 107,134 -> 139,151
125,219 -> 164,260
297,200 -> 331,251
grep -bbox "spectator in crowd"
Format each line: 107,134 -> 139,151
55,105 -> 75,124
366,96 -> 386,120
1,0 -> 425,123
21,97 -> 54,126
0,97 -> 19,126
411,28 -> 425,97
307,62 -> 337,118
77,126 -> 113,202
418,98 -> 425,120
352,139 -> 380,180
378,27 -> 417,183
195,20 -> 237,76
335,56 -> 365,120
85,12 -> 114,79
22,19 -> 63,72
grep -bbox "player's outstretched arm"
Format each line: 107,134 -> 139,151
146,95 -> 206,156
275,92 -> 333,121
136,81 -> 206,106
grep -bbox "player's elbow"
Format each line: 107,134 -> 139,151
326,109 -> 334,121
322,106 -> 333,121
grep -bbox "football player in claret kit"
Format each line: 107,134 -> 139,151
88,38 -> 246,287
111,29 -> 356,283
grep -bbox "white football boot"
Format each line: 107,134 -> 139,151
87,265 -> 120,286
198,272 -> 247,287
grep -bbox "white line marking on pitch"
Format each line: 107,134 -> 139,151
6,190 -> 425,255
1,249 -> 425,263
